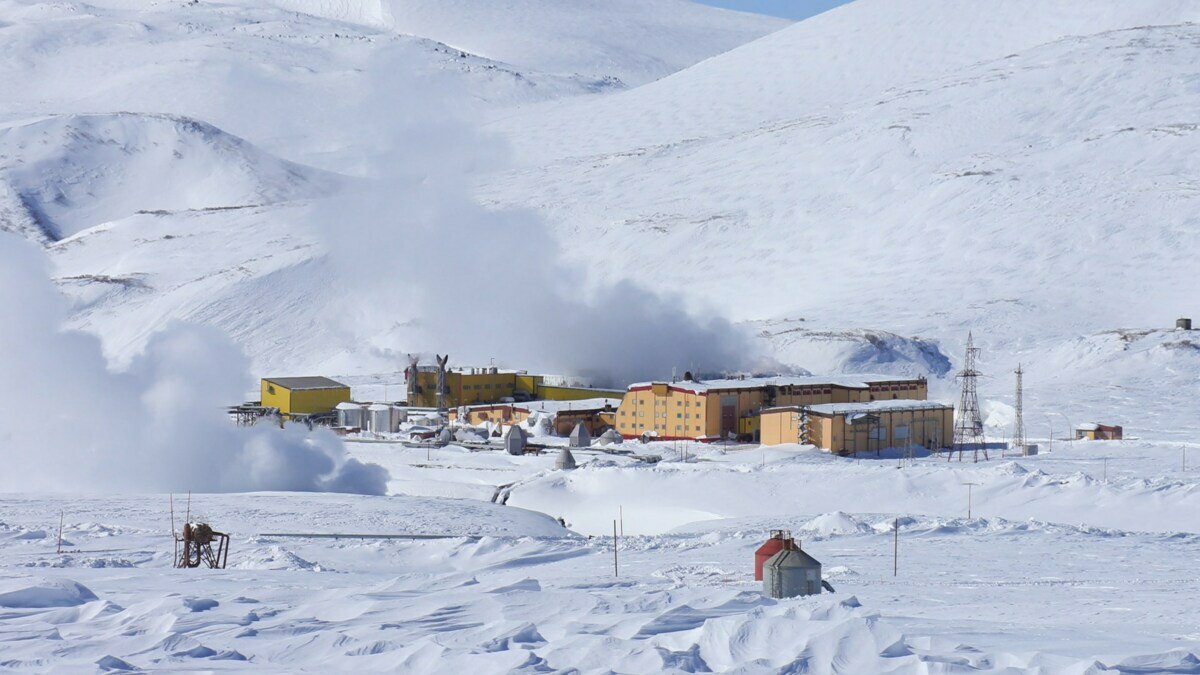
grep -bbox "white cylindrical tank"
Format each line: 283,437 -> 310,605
337,402 -> 366,429
763,545 -> 822,599
367,403 -> 394,433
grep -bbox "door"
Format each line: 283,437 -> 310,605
720,395 -> 737,439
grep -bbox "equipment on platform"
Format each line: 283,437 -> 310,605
175,522 -> 230,569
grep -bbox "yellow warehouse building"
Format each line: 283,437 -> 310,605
260,377 -> 352,418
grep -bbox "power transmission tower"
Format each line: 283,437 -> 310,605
1012,364 -> 1026,456
951,332 -> 988,462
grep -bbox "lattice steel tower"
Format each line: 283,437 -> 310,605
951,332 -> 988,462
1012,363 -> 1026,456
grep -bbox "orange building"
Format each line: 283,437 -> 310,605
614,374 -> 928,442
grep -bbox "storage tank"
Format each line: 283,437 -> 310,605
336,402 -> 366,429
367,403 -> 394,433
754,530 -> 792,581
763,541 -> 823,599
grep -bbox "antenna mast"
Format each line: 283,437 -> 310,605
1012,363 -> 1026,456
951,332 -> 988,462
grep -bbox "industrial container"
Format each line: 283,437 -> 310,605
555,448 -> 577,470
763,542 -> 823,599
1179,317 -> 1193,330
568,422 -> 591,448
754,530 -> 793,581
367,403 -> 394,433
336,402 -> 366,429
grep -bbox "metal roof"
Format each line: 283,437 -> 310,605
263,376 -> 348,391
628,374 -> 922,394
763,399 -> 952,417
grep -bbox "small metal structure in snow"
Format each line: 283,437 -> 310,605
597,428 -> 623,445
505,426 -> 528,455
568,422 -> 591,448
175,522 -> 229,569
436,427 -> 452,446
555,447 -> 577,470
763,539 -> 823,599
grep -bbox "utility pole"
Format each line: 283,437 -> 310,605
951,333 -> 988,462
613,520 -> 619,577
962,482 -> 979,519
893,518 -> 899,576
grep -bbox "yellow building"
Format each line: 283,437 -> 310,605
448,397 -> 621,435
261,377 -> 351,417
614,375 -> 928,441
408,367 -> 623,408
760,400 -> 954,454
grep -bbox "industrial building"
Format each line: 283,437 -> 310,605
406,366 -> 623,408
614,374 -> 928,442
1076,423 -> 1123,441
448,398 -> 620,435
260,377 -> 351,419
760,399 -> 954,454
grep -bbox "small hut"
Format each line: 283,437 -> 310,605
763,541 -> 823,599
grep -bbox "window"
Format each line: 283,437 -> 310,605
696,402 -> 701,407
676,425 -> 682,431
267,385 -> 276,395
676,413 -> 682,418
695,425 -> 700,431
684,413 -> 690,419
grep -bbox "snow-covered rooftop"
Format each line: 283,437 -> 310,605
764,399 -> 952,416
523,398 -> 620,414
629,374 -> 921,394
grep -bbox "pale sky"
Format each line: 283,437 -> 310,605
695,0 -> 853,20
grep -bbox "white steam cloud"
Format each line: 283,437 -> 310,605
317,53 -> 756,386
0,235 -> 388,494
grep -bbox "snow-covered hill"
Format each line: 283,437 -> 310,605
268,0 -> 789,86
0,113 -> 331,242
488,6 -> 1200,350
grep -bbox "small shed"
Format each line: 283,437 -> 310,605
763,542 -> 823,599
1075,423 -> 1123,441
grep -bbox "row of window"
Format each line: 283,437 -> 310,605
467,383 -> 514,390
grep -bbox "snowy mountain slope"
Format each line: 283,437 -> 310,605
485,22 -> 1200,350
268,0 -> 789,87
498,0 -> 1200,164
0,113 -> 332,241
0,0 -> 779,173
